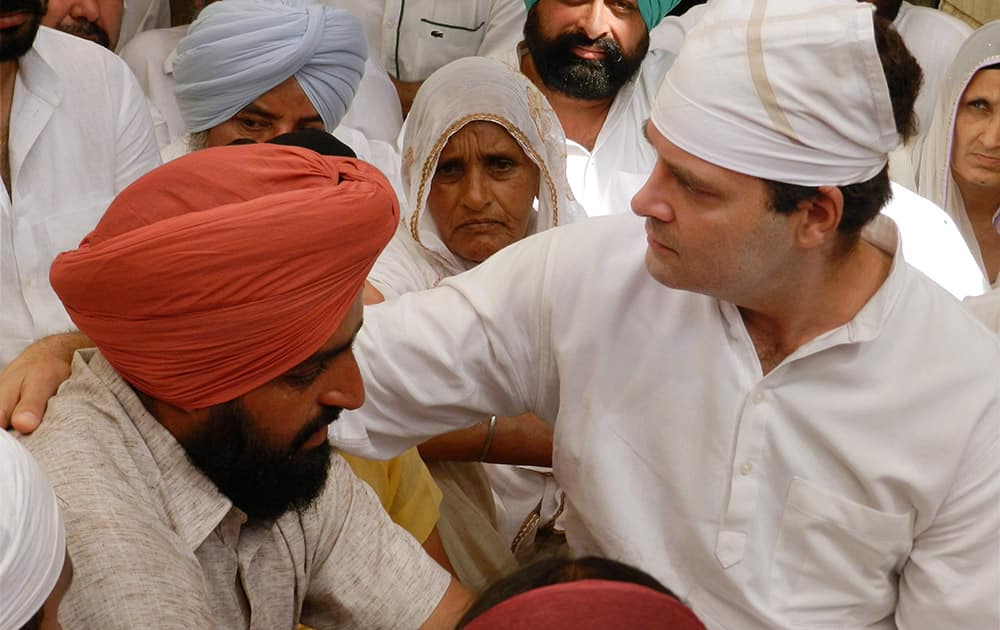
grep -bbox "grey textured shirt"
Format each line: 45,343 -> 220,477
19,350 -> 450,629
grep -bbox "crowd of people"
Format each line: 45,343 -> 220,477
1,0 -> 997,628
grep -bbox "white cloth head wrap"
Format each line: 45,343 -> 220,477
652,0 -> 899,186
0,431 -> 65,629
174,0 -> 366,133
896,21 -> 1000,283
369,56 -> 586,298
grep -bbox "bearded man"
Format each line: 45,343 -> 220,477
16,142 -> 471,628
40,0 -> 122,48
0,0 -> 160,369
505,0 -> 680,216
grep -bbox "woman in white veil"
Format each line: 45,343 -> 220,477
366,55 -> 586,590
891,21 -> 1000,289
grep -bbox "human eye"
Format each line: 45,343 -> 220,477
435,160 -> 464,180
966,98 -> 990,112
488,157 -> 516,172
609,0 -> 637,14
282,356 -> 333,389
236,116 -> 270,132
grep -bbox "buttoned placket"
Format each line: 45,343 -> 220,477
713,302 -> 858,569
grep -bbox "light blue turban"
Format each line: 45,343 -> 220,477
174,0 -> 366,133
522,0 -> 680,31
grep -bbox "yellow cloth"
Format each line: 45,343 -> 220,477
340,447 -> 442,543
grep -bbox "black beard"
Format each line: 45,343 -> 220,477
57,17 -> 110,49
184,401 -> 340,521
523,8 -> 648,101
0,0 -> 45,61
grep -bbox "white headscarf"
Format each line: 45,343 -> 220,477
653,0 -> 898,186
174,0 -> 366,133
0,431 -> 65,629
894,21 -> 1000,284
369,57 -> 585,298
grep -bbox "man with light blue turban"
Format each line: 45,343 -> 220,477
158,0 -> 404,198
175,0 -> 364,137
495,0 -> 680,217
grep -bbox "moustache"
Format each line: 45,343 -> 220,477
553,29 -> 624,63
0,0 -> 42,15
58,17 -> 110,48
289,406 -> 342,453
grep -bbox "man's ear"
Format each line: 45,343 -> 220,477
793,185 -> 844,251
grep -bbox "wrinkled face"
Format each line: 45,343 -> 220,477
632,121 -> 795,298
41,0 -> 121,49
524,0 -> 649,100
183,295 -> 365,520
205,76 -> 325,147
426,121 -> 541,264
0,0 -> 46,60
951,69 -> 1000,200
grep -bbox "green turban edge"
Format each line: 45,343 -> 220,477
522,0 -> 682,31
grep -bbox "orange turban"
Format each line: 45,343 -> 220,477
50,143 -> 398,410
463,580 -> 706,629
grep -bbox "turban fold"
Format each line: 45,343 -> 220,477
0,431 -> 65,630
463,579 -> 706,629
174,0 -> 366,133
522,0 -> 680,30
50,144 -> 399,410
652,0 -> 898,186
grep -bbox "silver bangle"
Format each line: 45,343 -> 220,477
478,415 -> 497,462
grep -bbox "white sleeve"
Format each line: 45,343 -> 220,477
895,400 -> 1000,628
112,57 -> 162,193
331,229 -> 560,459
478,0 -> 526,59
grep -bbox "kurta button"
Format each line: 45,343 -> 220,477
739,461 -> 753,476
751,390 -> 765,404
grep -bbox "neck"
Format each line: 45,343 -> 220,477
1,59 -> 18,192
738,240 -> 892,374
956,177 -> 1000,225
520,48 -> 613,152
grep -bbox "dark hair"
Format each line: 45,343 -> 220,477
457,555 -> 678,627
763,15 -> 921,255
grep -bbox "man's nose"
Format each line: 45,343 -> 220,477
68,0 -> 101,23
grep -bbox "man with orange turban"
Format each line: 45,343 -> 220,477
17,142 -> 470,628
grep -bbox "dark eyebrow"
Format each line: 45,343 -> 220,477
289,318 -> 364,372
238,103 -> 279,120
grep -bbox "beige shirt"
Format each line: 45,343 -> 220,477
19,350 -> 450,629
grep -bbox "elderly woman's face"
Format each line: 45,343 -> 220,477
951,69 -> 1000,198
427,121 -> 541,264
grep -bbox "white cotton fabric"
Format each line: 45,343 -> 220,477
0,430 -> 65,629
653,0 -> 898,187
891,20 -> 1000,286
369,55 -> 585,298
174,0 -> 366,133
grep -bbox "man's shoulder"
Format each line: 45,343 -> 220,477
32,26 -> 132,77
895,2 -> 972,40
19,354 -> 151,507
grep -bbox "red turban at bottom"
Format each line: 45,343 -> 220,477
50,143 -> 399,409
463,579 -> 706,629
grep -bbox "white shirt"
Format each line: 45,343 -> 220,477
893,1 -> 972,136
1,28 -> 161,368
335,0 -> 525,82
498,45 -> 676,217
333,213 -> 1000,629
119,25 -> 405,147
649,2 -> 709,54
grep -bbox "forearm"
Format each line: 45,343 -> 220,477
418,413 -> 553,467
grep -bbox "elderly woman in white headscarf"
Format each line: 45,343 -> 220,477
891,21 -> 1000,289
0,431 -> 71,630
365,56 -> 585,590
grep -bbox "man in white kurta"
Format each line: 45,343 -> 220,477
0,27 -> 160,368
331,1 -> 1000,627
